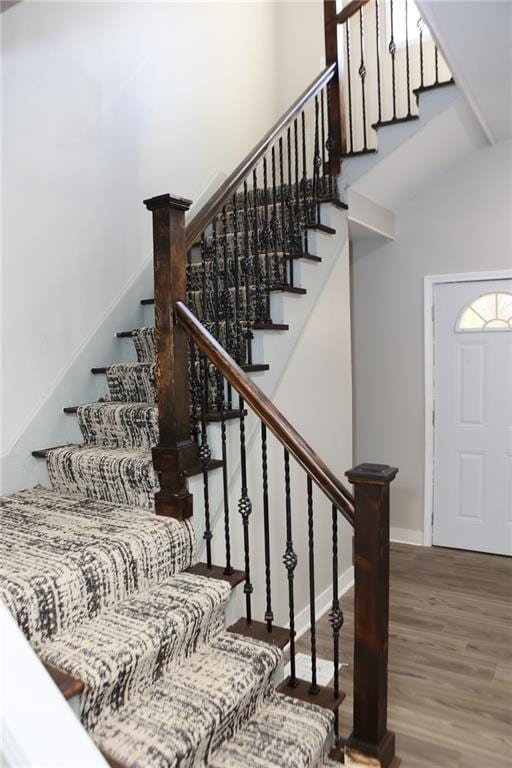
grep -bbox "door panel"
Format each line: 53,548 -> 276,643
433,278 -> 512,555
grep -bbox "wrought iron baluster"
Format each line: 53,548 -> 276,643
405,0 -> 412,116
311,95 -> 321,224
200,233 -> 210,408
307,475 -> 319,694
346,20 -> 354,153
262,155 -> 272,321
359,7 -> 368,150
434,43 -> 440,85
221,206 -> 232,407
232,192 -> 243,364
286,126 -> 296,285
278,136 -> 288,286
271,145 -> 280,287
187,249 -> 200,444
238,395 -> 253,621
375,0 -> 382,124
294,118 -> 301,254
330,504 -> 344,743
326,84 -> 336,197
320,88 -> 327,199
199,351 -> 213,567
252,167 -> 264,323
389,0 -> 397,120
218,373 -> 233,576
283,449 -> 298,687
261,422 -> 273,631
301,110 -> 309,253
243,179 -> 254,365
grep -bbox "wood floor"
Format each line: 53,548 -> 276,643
296,543 -> 512,767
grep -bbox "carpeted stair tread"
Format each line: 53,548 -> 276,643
47,445 -> 159,509
207,692 -> 334,767
93,631 -> 282,768
40,572 -> 231,731
0,487 -> 194,647
77,402 -> 159,449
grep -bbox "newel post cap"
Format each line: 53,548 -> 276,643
143,193 -> 193,212
345,463 -> 399,486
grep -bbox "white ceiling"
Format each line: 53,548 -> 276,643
417,0 -> 512,143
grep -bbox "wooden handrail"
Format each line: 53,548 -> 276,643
185,63 -> 337,250
176,300 -> 356,525
336,0 -> 371,25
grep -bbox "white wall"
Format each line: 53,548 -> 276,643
351,139 -> 512,540
1,1 -> 280,483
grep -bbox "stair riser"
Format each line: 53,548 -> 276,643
77,404 -> 159,450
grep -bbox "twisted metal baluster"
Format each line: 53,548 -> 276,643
326,84 -> 336,198
221,206 -> 232,407
301,110 -> 309,254
389,0 -> 397,120
200,233 -> 210,408
375,0 -> 382,125
243,179 -> 254,365
346,20 -> 354,153
434,43 -> 440,85
307,476 -> 319,694
311,95 -> 322,224
287,125 -> 297,286
232,192 -> 243,364
218,373 -> 233,576
271,145 -> 280,287
320,88 -> 327,199
238,395 -> 253,621
359,6 -> 368,150
278,136 -> 288,285
187,249 -> 200,444
199,350 -> 213,567
261,422 -> 273,631
330,504 -> 344,743
252,167 -> 264,323
405,0 -> 412,117
283,449 -> 298,687
262,155 -> 272,321
294,118 -> 302,253
418,16 -> 425,89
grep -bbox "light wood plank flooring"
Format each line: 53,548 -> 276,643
296,543 -> 512,767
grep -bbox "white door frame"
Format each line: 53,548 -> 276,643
423,269 -> 512,547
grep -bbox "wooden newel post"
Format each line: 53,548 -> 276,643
345,463 -> 399,768
323,0 -> 345,170
143,193 -> 199,520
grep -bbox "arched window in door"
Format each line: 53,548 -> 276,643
456,291 -> 512,331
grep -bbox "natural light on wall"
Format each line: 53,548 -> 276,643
457,292 -> 512,331
393,0 -> 430,44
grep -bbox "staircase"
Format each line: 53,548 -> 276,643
1,2 -> 454,766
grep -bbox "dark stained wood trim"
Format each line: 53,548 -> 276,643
63,404 -> 243,424
413,77 -> 455,98
342,147 -> 378,158
345,463 -> 399,768
371,115 -> 419,130
186,562 -> 245,588
305,222 -> 336,235
242,363 -> 269,373
278,676 -> 345,712
175,301 -> 355,524
228,619 -> 290,650
323,1 -> 344,163
317,196 -> 348,211
185,64 -> 336,249
44,661 -> 84,700
336,0 -> 371,25
141,284 -> 306,306
252,322 -> 289,331
32,444 -> 75,458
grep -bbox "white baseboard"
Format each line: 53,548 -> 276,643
294,564 -> 354,643
390,526 -> 424,546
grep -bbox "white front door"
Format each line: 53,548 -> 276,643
433,279 -> 512,555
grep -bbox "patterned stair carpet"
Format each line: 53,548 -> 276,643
0,181 -> 341,766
